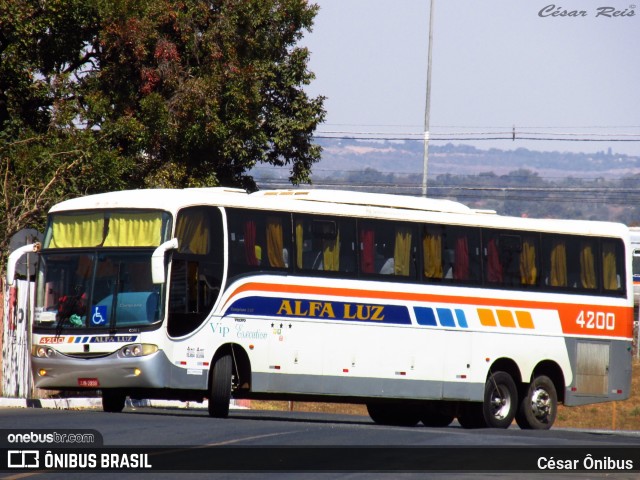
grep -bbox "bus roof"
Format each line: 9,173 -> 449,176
48,187 -> 629,238
253,189 -> 477,214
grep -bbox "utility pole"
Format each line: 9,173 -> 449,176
421,0 -> 435,197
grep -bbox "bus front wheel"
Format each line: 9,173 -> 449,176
515,375 -> 557,430
208,353 -> 232,418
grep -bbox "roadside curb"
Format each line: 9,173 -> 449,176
0,397 -> 248,410
0,397 -> 103,409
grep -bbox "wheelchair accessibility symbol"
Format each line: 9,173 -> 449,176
91,306 -> 108,326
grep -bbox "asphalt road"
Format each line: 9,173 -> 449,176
1,406 -> 640,480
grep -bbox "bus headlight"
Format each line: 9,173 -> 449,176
119,344 -> 158,358
33,345 -> 55,358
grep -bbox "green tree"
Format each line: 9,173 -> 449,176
0,0 -> 132,268
90,0 -> 325,190
1,0 -> 325,270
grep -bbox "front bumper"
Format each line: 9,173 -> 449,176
32,349 -> 172,390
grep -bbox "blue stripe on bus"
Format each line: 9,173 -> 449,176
414,307 -> 469,328
414,307 -> 437,326
436,308 -> 456,327
455,309 -> 468,328
225,296 -> 411,324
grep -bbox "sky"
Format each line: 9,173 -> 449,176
301,0 -> 640,156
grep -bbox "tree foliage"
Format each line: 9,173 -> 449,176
0,0 -> 325,268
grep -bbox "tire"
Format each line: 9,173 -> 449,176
421,402 -> 454,427
457,402 -> 486,429
367,403 -> 392,424
482,371 -> 518,428
515,375 -> 557,430
421,411 -> 454,427
208,353 -> 232,418
102,389 -> 126,413
367,403 -> 420,426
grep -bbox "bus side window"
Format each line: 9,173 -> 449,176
227,209 -> 290,276
295,216 -> 355,276
358,220 -> 415,279
481,232 -> 525,287
602,239 -> 623,291
432,226 -> 481,286
499,234 -> 523,287
542,234 -> 598,291
168,207 -> 223,337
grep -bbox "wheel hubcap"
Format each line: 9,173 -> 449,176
491,386 -> 511,420
530,388 -> 551,420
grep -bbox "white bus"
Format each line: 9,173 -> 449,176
7,188 -> 633,429
630,227 -> 640,307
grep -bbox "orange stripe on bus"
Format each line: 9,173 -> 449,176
223,282 -> 633,338
515,311 -> 535,329
477,309 -> 496,327
496,310 -> 516,328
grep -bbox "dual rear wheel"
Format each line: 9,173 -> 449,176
458,371 -> 557,430
366,371 -> 557,430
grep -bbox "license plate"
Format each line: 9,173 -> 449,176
78,378 -> 100,387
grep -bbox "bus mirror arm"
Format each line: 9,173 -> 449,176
7,242 -> 41,286
151,238 -> 179,284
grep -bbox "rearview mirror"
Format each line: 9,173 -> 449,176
151,238 -> 179,284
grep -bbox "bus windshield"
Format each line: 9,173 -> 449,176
34,251 -> 163,330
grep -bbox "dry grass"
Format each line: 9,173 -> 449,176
251,360 -> 640,430
555,359 -> 640,430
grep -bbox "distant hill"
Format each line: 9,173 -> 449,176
252,139 -> 640,223
312,139 -> 640,179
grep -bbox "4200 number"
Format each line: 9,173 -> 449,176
575,310 -> 615,330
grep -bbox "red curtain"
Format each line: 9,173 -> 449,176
453,236 -> 469,281
487,238 -> 503,283
244,221 -> 258,266
360,229 -> 375,273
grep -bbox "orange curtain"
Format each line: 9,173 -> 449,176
602,242 -> 618,290
323,231 -> 340,271
520,238 -> 537,285
580,242 -> 596,289
266,217 -> 285,268
423,229 -> 442,279
550,240 -> 567,287
394,227 -> 412,276
295,220 -> 304,269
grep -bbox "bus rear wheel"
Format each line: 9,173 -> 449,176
421,402 -> 454,427
102,389 -> 126,413
515,375 -> 557,430
208,353 -> 232,418
457,402 -> 486,429
483,371 -> 517,428
367,403 -> 420,426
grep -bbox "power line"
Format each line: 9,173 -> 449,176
254,178 -> 640,205
314,133 -> 640,142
